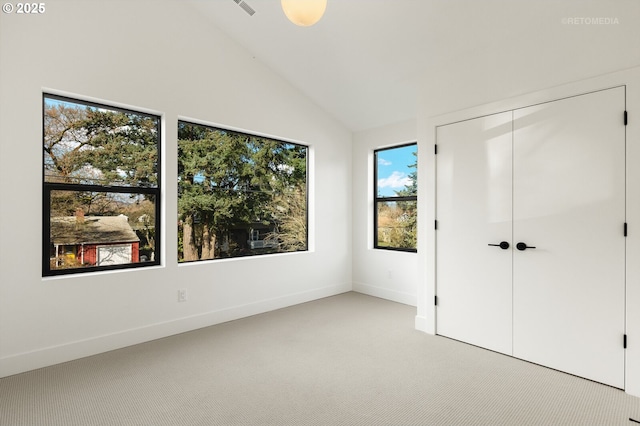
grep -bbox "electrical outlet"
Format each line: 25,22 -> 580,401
178,289 -> 188,302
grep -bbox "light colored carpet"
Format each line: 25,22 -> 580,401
1,292 -> 639,425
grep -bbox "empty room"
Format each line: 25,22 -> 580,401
1,0 -> 640,424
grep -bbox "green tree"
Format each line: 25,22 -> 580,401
395,150 -> 417,197
178,124 -> 255,261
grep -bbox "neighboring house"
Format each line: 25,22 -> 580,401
216,222 -> 279,257
50,212 -> 140,268
248,223 -> 279,250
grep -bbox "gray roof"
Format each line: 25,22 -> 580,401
51,215 -> 140,245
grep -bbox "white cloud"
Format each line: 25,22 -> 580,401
378,157 -> 392,166
378,171 -> 411,189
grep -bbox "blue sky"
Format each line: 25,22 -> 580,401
45,97 -> 75,109
376,144 -> 416,197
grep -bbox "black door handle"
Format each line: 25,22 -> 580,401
488,241 -> 510,250
516,242 -> 536,251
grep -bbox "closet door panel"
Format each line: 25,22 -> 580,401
512,87 -> 626,388
436,112 -> 513,355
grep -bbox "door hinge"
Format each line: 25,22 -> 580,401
624,334 -> 627,349
624,222 -> 628,237
435,295 -> 438,306
434,144 -> 438,155
624,111 -> 628,126
435,220 -> 438,230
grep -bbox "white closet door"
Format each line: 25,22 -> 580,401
512,87 -> 626,388
436,112 -> 513,355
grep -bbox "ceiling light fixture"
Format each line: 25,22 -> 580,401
281,0 -> 327,27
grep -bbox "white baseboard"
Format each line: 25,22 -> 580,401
0,283 -> 351,378
414,315 -> 431,334
352,282 -> 416,306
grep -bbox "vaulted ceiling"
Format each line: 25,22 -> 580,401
189,0 -> 640,132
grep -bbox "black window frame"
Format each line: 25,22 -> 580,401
177,120 -> 309,262
373,142 -> 417,252
42,93 -> 162,276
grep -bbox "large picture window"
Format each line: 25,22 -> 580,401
177,121 -> 308,262
43,94 -> 161,276
374,143 -> 417,251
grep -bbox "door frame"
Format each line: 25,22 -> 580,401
415,66 -> 640,398
432,87 -> 626,387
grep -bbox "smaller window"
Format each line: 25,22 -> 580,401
374,143 -> 417,251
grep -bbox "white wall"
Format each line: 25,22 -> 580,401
352,120 -> 418,306
418,0 -> 640,120
0,0 -> 352,376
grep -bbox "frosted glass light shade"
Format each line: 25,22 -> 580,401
281,0 -> 327,27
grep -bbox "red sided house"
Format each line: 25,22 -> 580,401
50,213 -> 140,269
